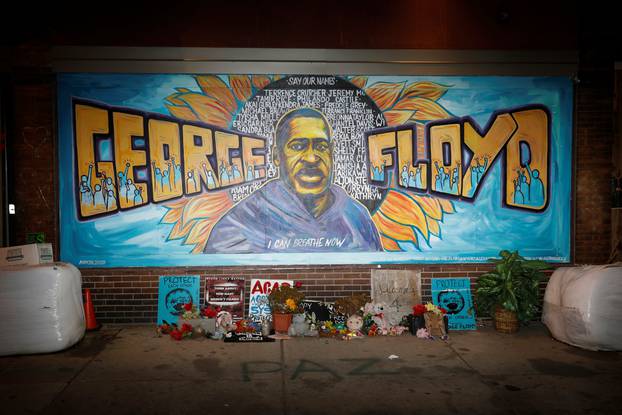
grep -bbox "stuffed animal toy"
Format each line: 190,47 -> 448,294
365,302 -> 390,333
288,314 -> 310,336
346,314 -> 364,336
211,311 -> 237,339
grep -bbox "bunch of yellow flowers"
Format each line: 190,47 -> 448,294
425,302 -> 447,315
285,298 -> 297,312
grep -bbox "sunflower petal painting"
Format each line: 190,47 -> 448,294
58,74 -> 572,267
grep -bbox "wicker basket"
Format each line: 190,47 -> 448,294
494,306 -> 519,334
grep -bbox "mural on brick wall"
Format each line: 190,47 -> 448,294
58,74 -> 572,267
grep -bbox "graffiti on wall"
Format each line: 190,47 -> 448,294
58,74 -> 572,266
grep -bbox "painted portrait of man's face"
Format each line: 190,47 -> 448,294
276,114 -> 333,197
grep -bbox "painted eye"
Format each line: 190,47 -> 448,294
315,142 -> 329,152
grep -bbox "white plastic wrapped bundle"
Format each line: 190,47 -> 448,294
0,263 -> 85,356
542,264 -> 622,351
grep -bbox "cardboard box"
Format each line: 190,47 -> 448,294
0,243 -> 54,267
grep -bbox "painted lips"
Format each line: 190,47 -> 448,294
296,168 -> 325,185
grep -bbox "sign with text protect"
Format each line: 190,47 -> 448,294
157,275 -> 200,325
431,277 -> 476,330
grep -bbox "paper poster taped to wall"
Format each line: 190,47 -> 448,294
58,74 -> 573,267
431,277 -> 476,330
205,276 -> 245,320
372,269 -> 421,326
157,275 -> 200,325
248,278 -> 292,323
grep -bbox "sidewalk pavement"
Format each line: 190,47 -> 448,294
1,323 -> 621,415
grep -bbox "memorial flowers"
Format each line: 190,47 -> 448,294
412,304 -> 427,316
269,284 -> 305,333
424,302 -> 447,315
181,302 -> 200,320
202,305 -> 221,318
268,284 -> 304,314
170,323 -> 193,341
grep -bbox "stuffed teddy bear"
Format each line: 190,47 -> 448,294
365,302 -> 390,334
211,311 -> 237,339
288,314 -> 309,336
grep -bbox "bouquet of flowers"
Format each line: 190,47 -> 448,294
170,322 -> 193,341
421,302 -> 448,339
202,305 -> 221,318
156,321 -> 193,340
181,302 -> 200,320
408,302 -> 446,335
423,302 -> 447,315
268,284 -> 304,314
413,303 -> 427,316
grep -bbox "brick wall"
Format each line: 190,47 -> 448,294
574,66 -> 614,263
79,264 -> 558,324
80,264 -> 495,324
6,77 -> 58,256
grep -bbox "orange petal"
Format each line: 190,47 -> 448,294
426,216 -> 441,238
378,190 -> 429,241
175,93 -> 232,128
373,211 -> 419,242
229,75 -> 253,103
161,205 -> 184,225
186,218 -> 218,249
165,93 -> 186,106
364,81 -> 405,111
384,110 -> 415,126
409,194 -> 443,221
166,104 -> 200,122
405,98 -> 451,121
164,198 -> 191,210
252,75 -> 271,90
181,192 -> 232,225
438,198 -> 455,214
349,76 -> 368,89
168,217 -> 197,240
379,234 -> 403,251
272,75 -> 284,82
401,81 -> 450,101
195,75 -> 238,114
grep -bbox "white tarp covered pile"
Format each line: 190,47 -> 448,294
0,263 -> 85,356
542,264 -> 622,351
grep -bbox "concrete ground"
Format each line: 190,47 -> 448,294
1,323 -> 621,415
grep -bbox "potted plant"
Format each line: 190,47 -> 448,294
268,284 -> 304,333
476,250 -> 550,333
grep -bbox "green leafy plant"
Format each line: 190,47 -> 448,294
476,250 -> 550,323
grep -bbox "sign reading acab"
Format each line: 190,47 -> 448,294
248,279 -> 293,323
